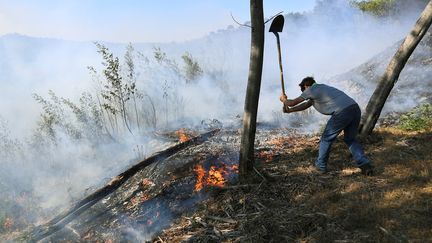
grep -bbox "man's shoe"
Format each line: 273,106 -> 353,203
359,163 -> 374,176
312,166 -> 327,174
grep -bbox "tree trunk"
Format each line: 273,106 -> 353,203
359,0 -> 432,136
239,0 -> 264,180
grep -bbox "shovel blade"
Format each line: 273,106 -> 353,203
269,15 -> 284,33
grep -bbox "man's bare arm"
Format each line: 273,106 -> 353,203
280,95 -> 305,107
284,100 -> 313,113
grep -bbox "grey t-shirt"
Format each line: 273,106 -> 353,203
300,84 -> 357,115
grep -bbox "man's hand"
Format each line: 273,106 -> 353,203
279,94 -> 288,103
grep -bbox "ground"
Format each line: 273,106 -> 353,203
157,127 -> 432,242
3,126 -> 431,242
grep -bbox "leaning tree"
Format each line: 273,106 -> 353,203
359,0 -> 432,136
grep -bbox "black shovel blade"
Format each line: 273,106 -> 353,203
269,15 -> 284,33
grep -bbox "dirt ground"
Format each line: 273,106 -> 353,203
157,127 -> 432,242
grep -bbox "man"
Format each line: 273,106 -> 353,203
280,77 -> 373,175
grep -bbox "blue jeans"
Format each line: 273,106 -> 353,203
315,104 -> 371,171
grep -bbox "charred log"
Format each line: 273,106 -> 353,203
17,129 -> 220,242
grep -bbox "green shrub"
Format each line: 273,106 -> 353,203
398,103 -> 432,131
351,0 -> 396,17
182,52 -> 203,83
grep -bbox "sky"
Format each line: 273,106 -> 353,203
0,0 -> 316,43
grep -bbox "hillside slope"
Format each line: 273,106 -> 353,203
328,30 -> 432,115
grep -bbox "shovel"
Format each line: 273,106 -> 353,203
269,15 -> 286,96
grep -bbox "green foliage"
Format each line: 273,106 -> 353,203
32,90 -> 106,145
33,91 -> 69,142
154,46 -> 167,63
61,92 -> 105,140
34,44 -> 203,142
124,43 -> 136,82
93,42 -> 139,134
351,0 -> 396,17
181,52 -> 203,83
398,103 -> 432,131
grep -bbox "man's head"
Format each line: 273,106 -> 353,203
299,76 -> 316,92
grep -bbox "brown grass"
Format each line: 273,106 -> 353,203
158,127 -> 432,242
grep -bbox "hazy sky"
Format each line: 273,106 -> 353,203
0,0 -> 316,43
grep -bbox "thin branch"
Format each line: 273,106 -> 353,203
230,12 -> 252,28
253,166 -> 267,182
264,11 -> 284,24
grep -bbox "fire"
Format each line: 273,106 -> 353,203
207,166 -> 225,187
194,164 -> 206,191
175,129 -> 190,142
194,162 -> 238,191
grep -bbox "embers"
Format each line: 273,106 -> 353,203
257,150 -> 275,163
175,128 -> 198,143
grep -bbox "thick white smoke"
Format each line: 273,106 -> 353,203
0,0 -> 429,235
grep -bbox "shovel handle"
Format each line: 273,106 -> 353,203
274,33 -> 286,96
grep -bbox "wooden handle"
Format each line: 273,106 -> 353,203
275,33 -> 285,96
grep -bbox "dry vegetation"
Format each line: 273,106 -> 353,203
3,111 -> 431,242
157,127 -> 432,242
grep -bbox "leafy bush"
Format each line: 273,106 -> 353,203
351,0 -> 429,17
351,0 -> 396,17
32,43 -> 208,144
182,52 -> 203,83
32,90 -> 106,145
398,103 -> 432,131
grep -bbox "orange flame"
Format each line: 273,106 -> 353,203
194,162 -> 238,191
207,166 -> 226,187
194,164 -> 206,191
175,129 -> 190,142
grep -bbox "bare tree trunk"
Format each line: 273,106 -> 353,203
239,0 -> 264,180
359,0 -> 432,136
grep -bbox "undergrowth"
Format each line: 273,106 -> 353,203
398,102 -> 432,131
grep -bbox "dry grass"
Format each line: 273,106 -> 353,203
158,127 -> 432,242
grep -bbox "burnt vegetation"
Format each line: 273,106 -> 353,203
1,0 -> 432,242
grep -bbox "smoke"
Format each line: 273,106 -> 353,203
0,0 -> 430,238
171,0 -> 427,130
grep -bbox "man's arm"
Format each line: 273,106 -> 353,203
279,95 -> 305,107
284,100 -> 313,113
